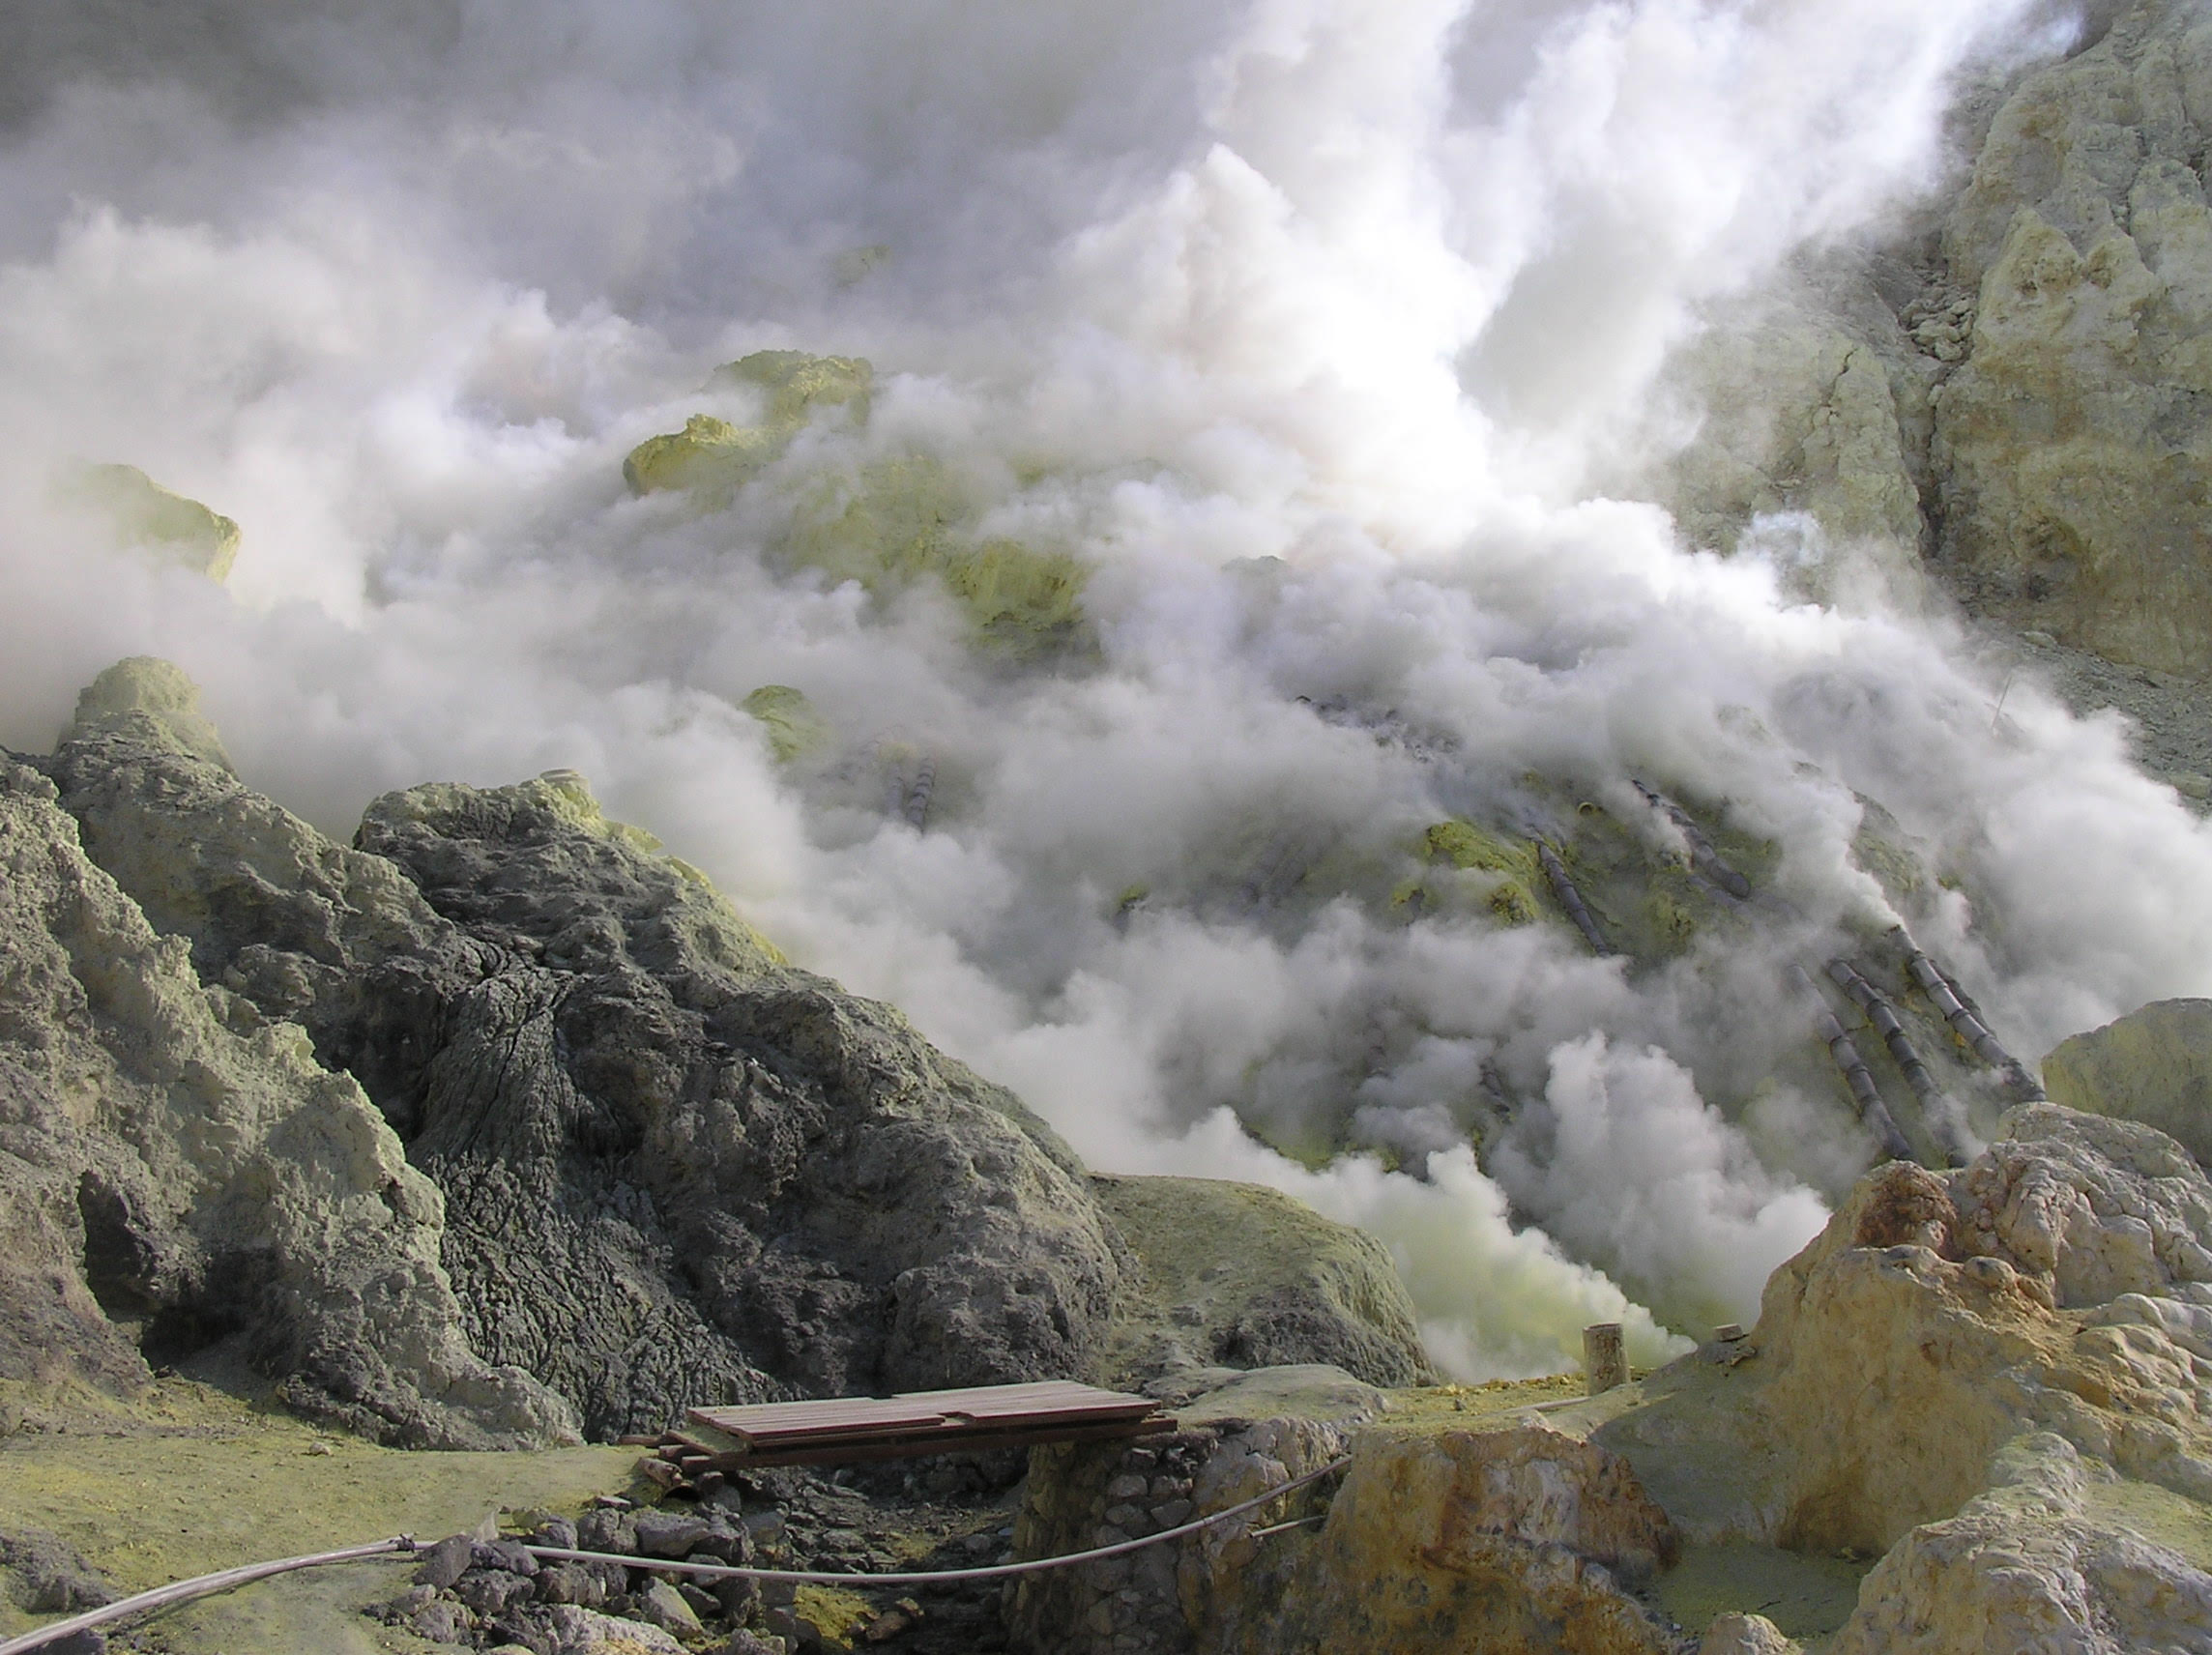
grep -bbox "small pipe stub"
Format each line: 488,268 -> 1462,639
1711,1323 -> 1746,1343
1584,1321 -> 1628,1396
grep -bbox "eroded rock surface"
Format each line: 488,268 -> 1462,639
41,660 -> 1128,1437
1592,1104 -> 2212,1652
1829,1434 -> 2212,1655
0,752 -> 569,1447
1633,1 -> 2212,692
1606,1111 -> 2212,1550
1927,0 -> 2212,673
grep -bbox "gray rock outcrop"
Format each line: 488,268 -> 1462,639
41,659 -> 1128,1437
10,656 -> 1434,1447
0,748 -> 571,1447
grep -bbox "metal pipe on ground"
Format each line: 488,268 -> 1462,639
1790,966 -> 1915,1162
1633,781 -> 1753,899
0,1457 -> 1360,1653
1535,841 -> 1611,955
1889,929 -> 2046,1100
1826,959 -> 1970,1166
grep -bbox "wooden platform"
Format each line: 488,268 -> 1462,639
627,1381 -> 1174,1486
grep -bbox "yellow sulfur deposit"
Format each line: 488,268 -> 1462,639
709,349 -> 874,422
623,351 -> 873,503
626,353 -> 1089,656
741,683 -> 832,763
1416,819 -> 1543,925
65,462 -> 241,581
621,412 -> 784,499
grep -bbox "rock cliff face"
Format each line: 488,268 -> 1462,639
0,750 -> 570,1448
1929,0 -> 2212,673
38,659 -> 1127,1437
1650,0 -> 2212,681
5,656 -> 1431,1445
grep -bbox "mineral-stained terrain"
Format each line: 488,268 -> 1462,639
1645,0 -> 2212,693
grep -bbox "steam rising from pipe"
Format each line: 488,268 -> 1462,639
1,0 -> 2197,1377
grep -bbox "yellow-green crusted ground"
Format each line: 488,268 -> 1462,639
0,1372 -> 633,1653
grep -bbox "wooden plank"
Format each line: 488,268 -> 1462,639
687,1382 -> 1156,1450
694,1380 -> 1151,1423
671,1414 -> 1175,1471
711,1407 -> 1156,1449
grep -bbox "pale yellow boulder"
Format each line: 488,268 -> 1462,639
2043,999 -> 2212,1170
1828,1434 -> 2212,1655
1600,1110 -> 2212,1555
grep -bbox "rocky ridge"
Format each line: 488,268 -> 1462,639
0,656 -> 1429,1448
0,748 -> 569,1449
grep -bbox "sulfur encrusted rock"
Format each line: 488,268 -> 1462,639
1827,1434 -> 2212,1655
1010,1397 -> 1683,1655
43,658 -> 1135,1437
0,753 -> 570,1446
1231,1424 -> 1682,1655
1636,271 -> 1936,604
739,684 -> 832,765
626,351 -> 1089,657
1601,1107 -> 2212,1561
1698,1613 -> 1798,1655
622,351 -> 872,503
1586,1103 -> 2212,1654
1918,0 -> 2212,675
2043,998 -> 2212,1171
1623,1 -> 2212,685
